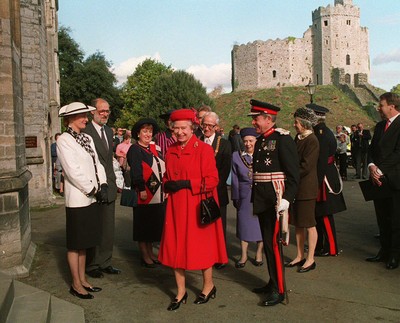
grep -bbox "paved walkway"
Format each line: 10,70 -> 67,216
19,168 -> 400,322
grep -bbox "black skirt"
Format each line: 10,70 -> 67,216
133,203 -> 165,242
66,203 -> 100,250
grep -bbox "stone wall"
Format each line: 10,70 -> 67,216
0,0 -> 59,275
20,0 -> 60,207
0,0 -> 35,276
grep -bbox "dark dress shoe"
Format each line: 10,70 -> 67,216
386,257 -> 399,270
285,258 -> 306,268
167,292 -> 188,311
69,286 -> 94,299
252,284 -> 272,294
86,269 -> 104,278
366,252 -> 388,263
262,290 -> 284,306
298,262 -> 316,273
152,259 -> 161,265
235,259 -> 247,268
83,286 -> 102,292
100,266 -> 121,274
314,250 -> 329,257
194,286 -> 216,304
214,263 -> 226,270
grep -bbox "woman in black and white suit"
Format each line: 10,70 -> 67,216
57,102 -> 108,299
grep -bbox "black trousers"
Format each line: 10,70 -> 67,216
316,215 -> 338,255
373,192 -> 400,258
257,207 -> 285,294
86,200 -> 116,270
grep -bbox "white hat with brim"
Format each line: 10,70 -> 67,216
58,102 -> 96,117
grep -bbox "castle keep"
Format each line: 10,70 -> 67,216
231,0 -> 369,91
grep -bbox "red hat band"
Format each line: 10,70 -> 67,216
251,106 -> 278,115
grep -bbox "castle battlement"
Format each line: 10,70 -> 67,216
232,0 -> 369,91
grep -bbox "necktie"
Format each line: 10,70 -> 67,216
384,120 -> 390,132
101,127 -> 108,149
205,138 -> 212,145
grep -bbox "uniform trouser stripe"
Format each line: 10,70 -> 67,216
323,215 -> 337,255
273,220 -> 284,294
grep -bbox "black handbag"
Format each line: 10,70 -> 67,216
200,179 -> 221,225
120,188 -> 137,207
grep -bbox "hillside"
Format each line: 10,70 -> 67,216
214,85 -> 378,133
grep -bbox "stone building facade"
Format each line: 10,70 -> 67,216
231,0 -> 369,91
0,0 -> 59,276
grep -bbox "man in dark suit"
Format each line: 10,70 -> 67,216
366,92 -> 400,270
84,98 -> 121,278
353,122 -> 371,179
201,112 -> 231,269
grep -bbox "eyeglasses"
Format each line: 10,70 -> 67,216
98,110 -> 111,115
203,123 -> 216,129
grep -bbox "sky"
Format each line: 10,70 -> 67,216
58,0 -> 400,92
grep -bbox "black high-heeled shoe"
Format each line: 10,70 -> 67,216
193,286 -> 216,304
167,292 -> 188,311
254,259 -> 264,266
141,258 -> 156,268
83,286 -> 102,292
235,259 -> 247,268
152,259 -> 161,265
69,286 -> 94,299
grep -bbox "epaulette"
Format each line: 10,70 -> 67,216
275,128 -> 290,135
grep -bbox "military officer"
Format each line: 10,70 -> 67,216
249,99 -> 299,306
306,103 -> 346,257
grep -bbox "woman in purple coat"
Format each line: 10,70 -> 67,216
231,127 -> 263,268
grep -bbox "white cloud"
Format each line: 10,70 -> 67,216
373,48 -> 400,65
112,56 -> 232,92
112,52 -> 162,85
186,63 -> 231,92
370,68 -> 400,91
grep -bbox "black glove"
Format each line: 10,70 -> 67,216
233,200 -> 240,209
164,180 -> 191,193
95,184 -> 109,204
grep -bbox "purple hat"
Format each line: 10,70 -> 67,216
240,127 -> 258,138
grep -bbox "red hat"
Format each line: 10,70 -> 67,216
170,109 -> 199,124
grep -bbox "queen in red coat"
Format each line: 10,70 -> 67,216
158,109 -> 227,311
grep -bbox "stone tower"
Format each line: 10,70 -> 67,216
231,0 -> 370,91
311,0 -> 369,85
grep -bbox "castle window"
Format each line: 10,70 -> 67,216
346,54 -> 351,65
324,20 -> 328,26
273,70 -> 277,78
347,20 -> 351,25
325,39 -> 329,45
345,74 -> 351,84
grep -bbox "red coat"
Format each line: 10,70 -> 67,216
158,135 -> 228,270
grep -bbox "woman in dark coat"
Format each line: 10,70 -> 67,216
286,107 -> 320,273
231,127 -> 263,268
158,109 -> 227,311
127,118 -> 165,268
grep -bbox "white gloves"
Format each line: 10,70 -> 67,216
277,199 -> 290,213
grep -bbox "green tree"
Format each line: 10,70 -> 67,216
391,84 -> 400,96
144,70 -> 214,127
117,59 -> 172,128
58,26 -> 122,124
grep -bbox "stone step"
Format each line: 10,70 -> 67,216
0,274 -> 13,323
49,296 -> 85,323
0,273 -> 84,323
6,280 -> 50,323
